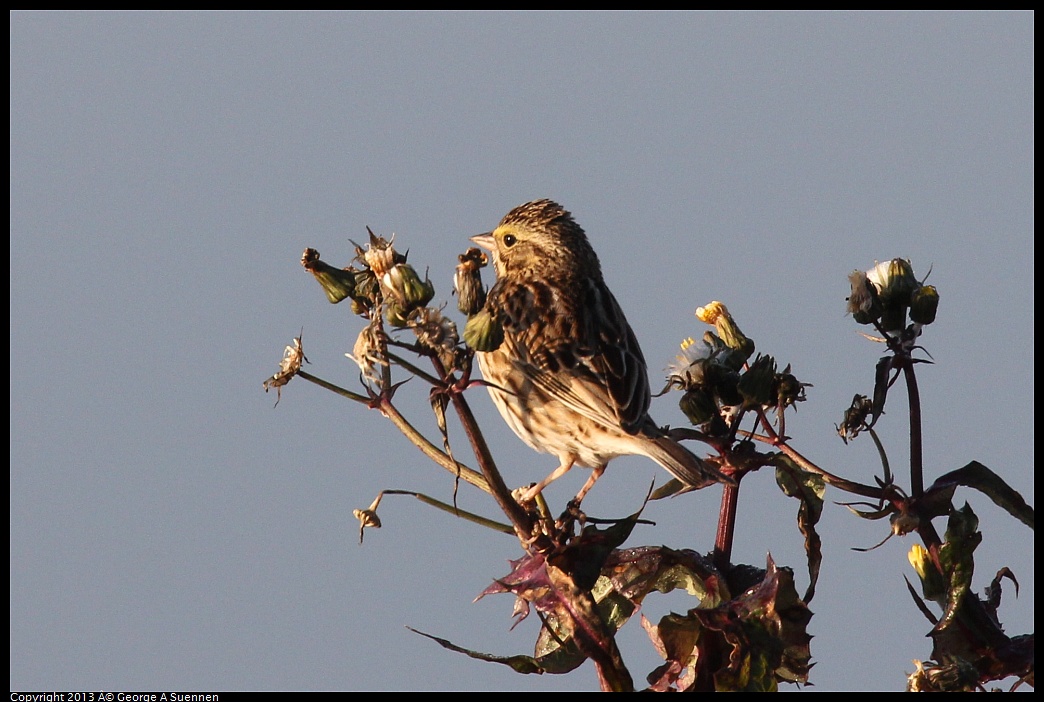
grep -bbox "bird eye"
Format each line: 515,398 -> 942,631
502,234 -> 517,247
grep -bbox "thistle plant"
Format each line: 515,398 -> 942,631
266,229 -> 1033,692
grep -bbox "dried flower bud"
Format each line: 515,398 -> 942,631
263,334 -> 309,406
360,229 -> 406,278
353,492 -> 384,545
836,394 -> 873,443
346,321 -> 387,385
846,270 -> 881,324
382,263 -> 435,310
906,659 -> 979,692
353,508 -> 382,530
301,248 -> 357,304
454,247 -> 488,316
737,354 -> 777,408
879,305 -> 906,336
350,269 -> 379,313
706,362 -> 743,407
891,511 -> 919,535
679,387 -> 717,425
384,302 -> 410,328
909,284 -> 939,325
410,306 -> 460,357
774,364 -> 809,410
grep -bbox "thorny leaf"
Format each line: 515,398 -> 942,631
549,512 -> 644,592
928,503 -> 1013,669
607,550 -> 811,690
476,512 -> 645,623
644,612 -> 702,691
604,546 -> 727,609
473,542 -> 635,686
470,522 -> 728,683
938,503 -> 981,631
721,556 -> 813,688
642,556 -> 812,691
543,564 -> 633,691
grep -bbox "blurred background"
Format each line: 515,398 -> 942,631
10,11 -> 1033,692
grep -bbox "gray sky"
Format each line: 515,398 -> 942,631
10,11 -> 1033,692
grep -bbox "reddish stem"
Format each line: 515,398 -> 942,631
713,479 -> 740,570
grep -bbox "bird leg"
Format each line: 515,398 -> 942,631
572,465 -> 605,505
519,458 -> 576,503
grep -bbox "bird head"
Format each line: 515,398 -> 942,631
471,199 -> 601,281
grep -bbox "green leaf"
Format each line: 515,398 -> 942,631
407,627 -> 550,675
927,461 -> 1034,530
774,457 -> 825,602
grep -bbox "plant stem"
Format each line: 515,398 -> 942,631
740,424 -> 888,501
430,356 -> 535,539
902,360 -> 924,498
713,480 -> 740,570
296,369 -> 370,404
297,369 -> 490,492
379,490 -> 514,534
386,350 -> 443,386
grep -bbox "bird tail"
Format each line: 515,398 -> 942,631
644,436 -> 733,491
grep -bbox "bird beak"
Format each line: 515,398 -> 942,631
470,232 -> 495,251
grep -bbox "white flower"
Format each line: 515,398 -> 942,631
666,336 -> 713,385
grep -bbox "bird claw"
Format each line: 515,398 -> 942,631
555,500 -> 587,533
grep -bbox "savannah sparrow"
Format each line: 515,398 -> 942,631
471,199 -> 729,505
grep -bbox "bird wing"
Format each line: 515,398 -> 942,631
492,277 -> 652,434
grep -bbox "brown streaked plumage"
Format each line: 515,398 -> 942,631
471,199 -> 729,504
